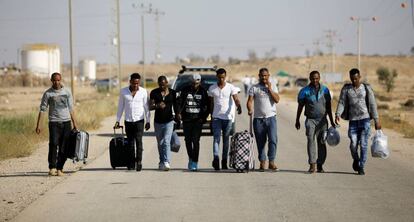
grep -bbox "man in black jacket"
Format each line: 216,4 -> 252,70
177,74 -> 210,171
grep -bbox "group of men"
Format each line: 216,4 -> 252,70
36,67 -> 380,176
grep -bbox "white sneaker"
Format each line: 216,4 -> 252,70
163,162 -> 170,171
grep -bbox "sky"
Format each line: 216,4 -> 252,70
0,0 -> 414,65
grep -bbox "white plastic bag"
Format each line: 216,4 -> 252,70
326,126 -> 340,147
371,130 -> 389,159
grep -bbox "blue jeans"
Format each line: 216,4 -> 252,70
348,118 -> 371,169
212,118 -> 232,160
253,116 -> 278,161
154,121 -> 174,164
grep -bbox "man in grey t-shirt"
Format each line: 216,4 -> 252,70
247,68 -> 280,171
36,72 -> 77,176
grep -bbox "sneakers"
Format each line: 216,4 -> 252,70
57,170 -> 65,176
48,168 -> 57,176
212,157 -> 220,171
317,164 -> 325,173
259,161 -> 266,172
221,159 -> 228,170
352,160 -> 360,172
358,168 -> 365,175
269,161 -> 279,171
163,162 -> 170,171
308,163 -> 316,174
188,159 -> 193,170
191,162 -> 198,171
158,163 -> 165,170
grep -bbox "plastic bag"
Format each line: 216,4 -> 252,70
371,130 -> 389,159
326,126 -> 340,147
170,131 -> 181,153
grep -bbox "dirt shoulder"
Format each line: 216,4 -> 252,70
0,116 -> 115,222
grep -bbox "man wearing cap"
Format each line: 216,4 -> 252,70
178,73 -> 210,171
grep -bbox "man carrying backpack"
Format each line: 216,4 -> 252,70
335,68 -> 381,175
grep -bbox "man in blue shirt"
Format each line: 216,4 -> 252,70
295,71 -> 335,173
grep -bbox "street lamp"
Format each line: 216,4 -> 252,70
350,16 -> 377,70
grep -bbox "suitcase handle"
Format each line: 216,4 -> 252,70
113,126 -> 124,136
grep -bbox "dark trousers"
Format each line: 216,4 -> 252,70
125,120 -> 144,165
183,120 -> 202,162
48,121 -> 71,170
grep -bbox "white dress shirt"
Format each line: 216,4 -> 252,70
116,86 -> 150,123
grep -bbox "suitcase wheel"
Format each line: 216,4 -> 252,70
112,166 -> 116,170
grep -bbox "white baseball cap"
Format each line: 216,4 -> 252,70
192,73 -> 201,81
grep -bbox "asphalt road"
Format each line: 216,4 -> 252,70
12,96 -> 414,222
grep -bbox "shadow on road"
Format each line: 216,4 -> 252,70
95,132 -> 156,137
0,171 -> 76,178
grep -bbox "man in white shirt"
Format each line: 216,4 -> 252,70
115,73 -> 150,171
208,68 -> 242,170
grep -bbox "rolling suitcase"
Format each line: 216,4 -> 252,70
109,126 -> 132,169
229,115 -> 255,172
66,129 -> 89,164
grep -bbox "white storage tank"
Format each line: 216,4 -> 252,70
21,44 -> 61,77
79,59 -> 96,81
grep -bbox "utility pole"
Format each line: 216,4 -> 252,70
68,0 -> 75,102
116,0 -> 122,91
153,8 -> 165,63
350,16 -> 376,70
325,29 -> 339,73
133,3 -> 153,88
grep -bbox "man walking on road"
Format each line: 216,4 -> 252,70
335,68 -> 381,175
208,68 -> 242,170
295,70 -> 335,173
150,76 -> 180,171
115,73 -> 150,171
36,72 -> 77,176
247,68 -> 280,172
178,73 -> 210,171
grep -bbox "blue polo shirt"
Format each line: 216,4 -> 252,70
298,84 -> 331,119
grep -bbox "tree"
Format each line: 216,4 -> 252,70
247,49 -> 258,62
376,67 -> 398,93
411,46 -> 414,55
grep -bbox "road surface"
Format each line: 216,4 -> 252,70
12,96 -> 414,222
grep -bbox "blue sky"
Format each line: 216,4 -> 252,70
1,0 -> 413,64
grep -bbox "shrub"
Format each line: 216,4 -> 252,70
376,67 -> 398,92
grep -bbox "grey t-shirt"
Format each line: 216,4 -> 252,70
39,87 -> 73,122
248,83 -> 277,118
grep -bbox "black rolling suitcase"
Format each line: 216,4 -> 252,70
66,129 -> 89,164
109,126 -> 133,169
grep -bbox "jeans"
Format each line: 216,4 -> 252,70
48,121 -> 71,170
348,118 -> 371,169
253,116 -> 278,161
125,120 -> 144,166
212,118 -> 232,160
183,120 -> 202,162
305,118 -> 327,165
154,121 -> 174,164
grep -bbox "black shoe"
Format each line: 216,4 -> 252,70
136,163 -> 142,172
352,160 -> 360,172
221,159 -> 228,170
317,164 -> 325,173
358,168 -> 365,175
212,157 -> 220,171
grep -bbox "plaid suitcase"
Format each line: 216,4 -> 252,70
229,116 -> 255,172
230,131 -> 255,172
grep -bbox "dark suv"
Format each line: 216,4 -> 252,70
172,66 -> 236,135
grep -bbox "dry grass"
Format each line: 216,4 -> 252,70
380,110 -> 414,138
0,92 -> 118,160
